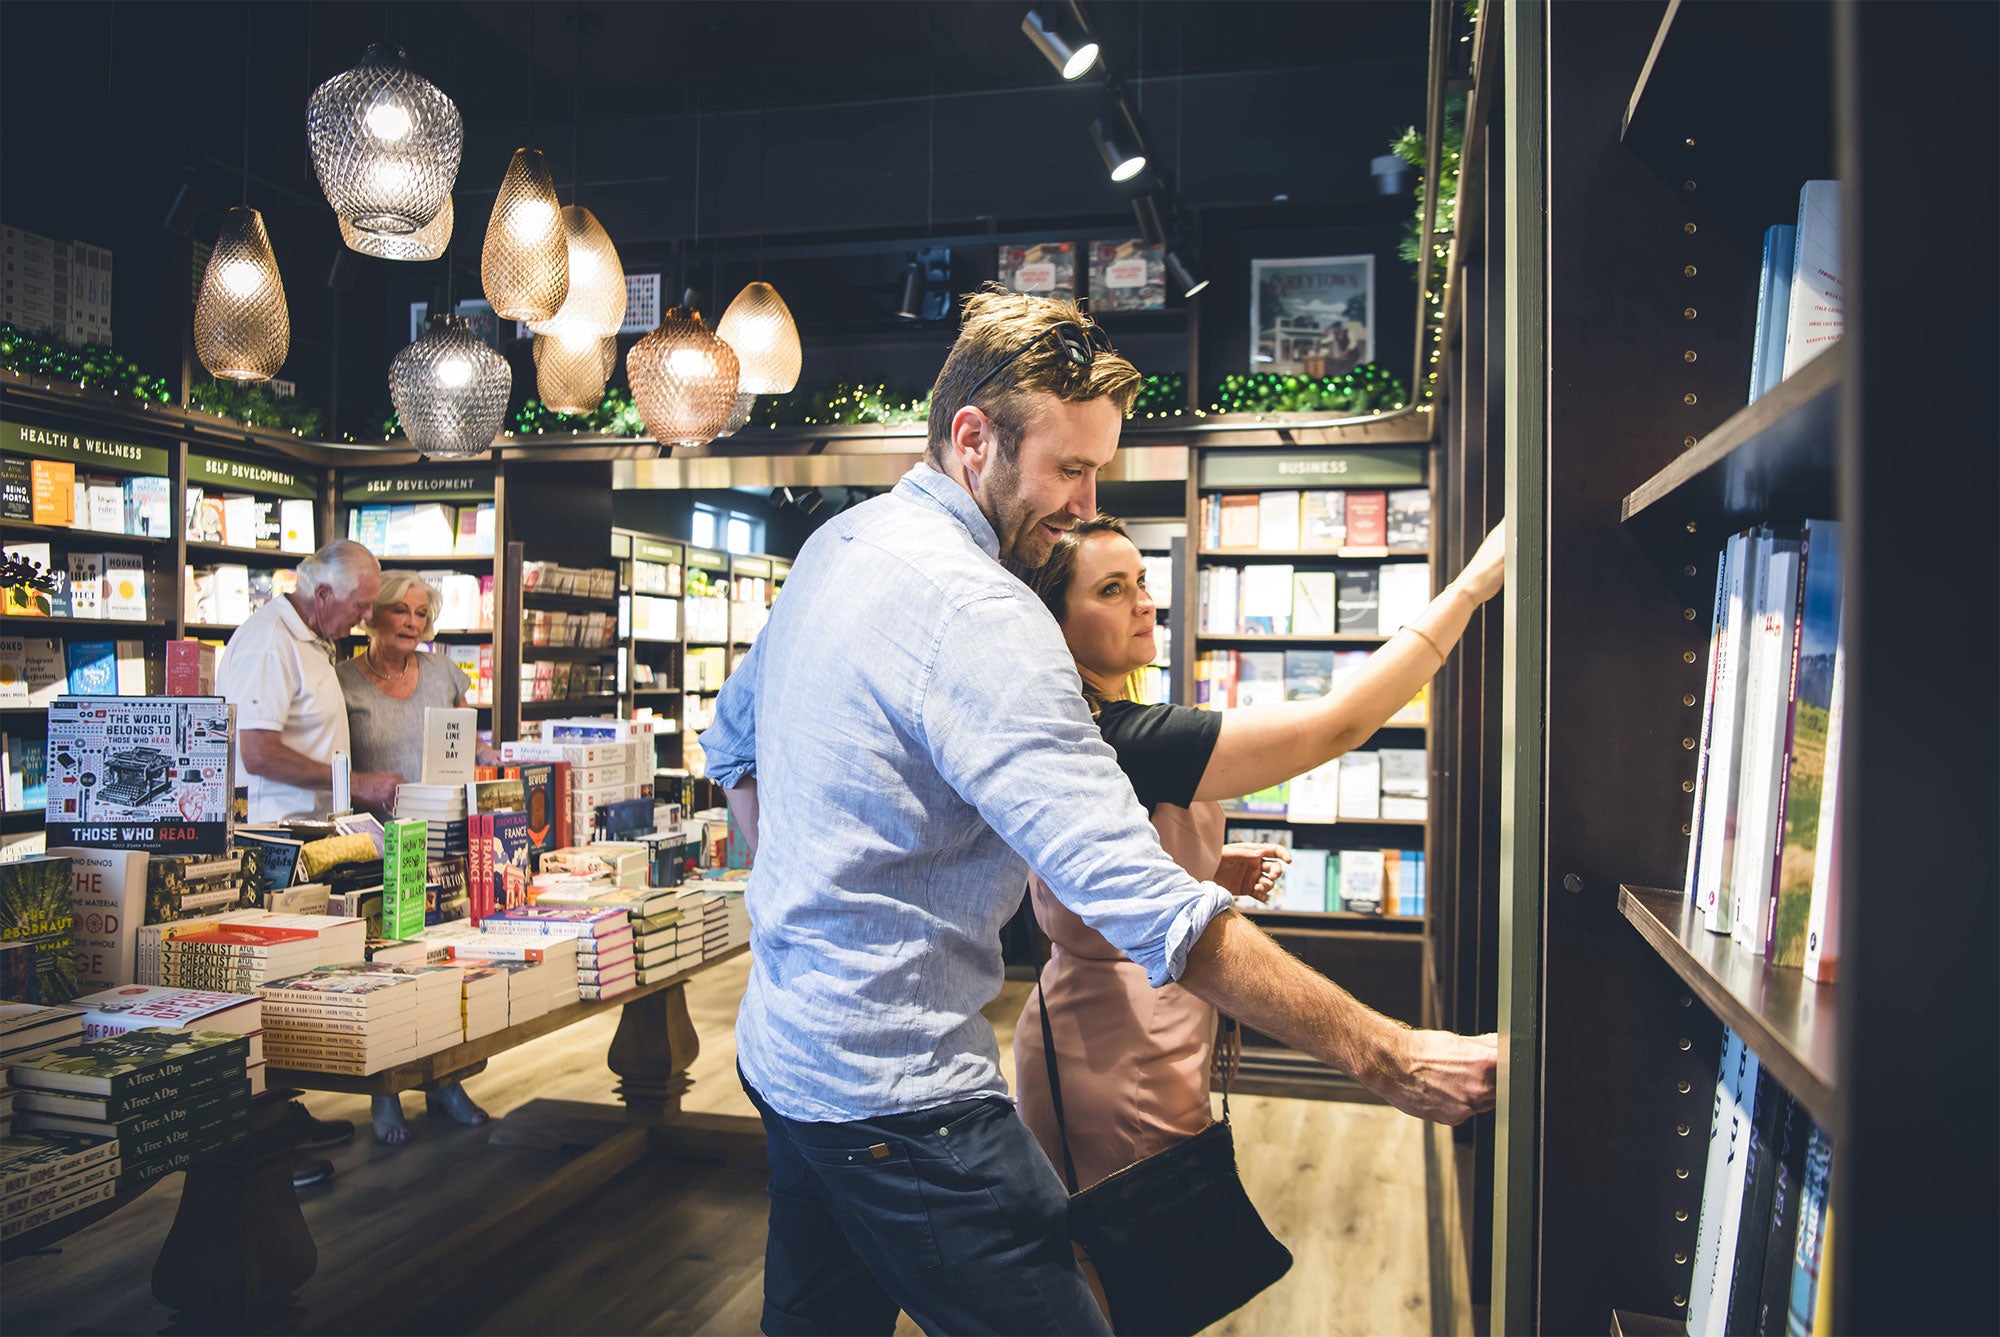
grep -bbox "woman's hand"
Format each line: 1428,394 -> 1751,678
1452,518 -> 1507,605
1216,843 -> 1292,902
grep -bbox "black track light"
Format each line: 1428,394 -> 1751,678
1132,191 -> 1168,248
1022,6 -> 1099,81
896,262 -> 924,320
1091,101 -> 1148,184
1164,244 -> 1208,299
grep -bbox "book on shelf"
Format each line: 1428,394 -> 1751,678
1748,224 -> 1798,404
1767,521 -> 1843,968
1335,569 -> 1379,635
1343,491 -> 1388,548
1235,651 -> 1285,709
1780,181 -> 1843,381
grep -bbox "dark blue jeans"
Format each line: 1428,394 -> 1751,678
742,1072 -> 1111,1337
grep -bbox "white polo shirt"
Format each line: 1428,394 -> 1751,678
217,595 -> 350,822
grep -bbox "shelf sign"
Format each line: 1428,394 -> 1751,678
733,557 -> 771,578
685,546 -> 728,572
635,539 -> 682,564
610,534 -> 631,559
1197,447 -> 1424,490
188,452 -> 317,499
1,420 -> 168,476
341,466 -> 495,504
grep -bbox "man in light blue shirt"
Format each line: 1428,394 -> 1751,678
704,286 -> 1495,1336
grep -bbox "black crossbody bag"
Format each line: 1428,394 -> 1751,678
1038,983 -> 1293,1336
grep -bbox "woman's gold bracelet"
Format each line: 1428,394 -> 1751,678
1403,623 -> 1449,669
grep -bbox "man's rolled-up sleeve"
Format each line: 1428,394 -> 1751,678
699,633 -> 761,789
919,591 -> 1232,986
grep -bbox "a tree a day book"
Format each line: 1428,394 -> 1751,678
8,1027 -> 248,1104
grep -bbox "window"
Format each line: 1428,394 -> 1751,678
692,502 -> 764,556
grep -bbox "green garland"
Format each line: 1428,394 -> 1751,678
188,377 -> 323,437
750,382 -> 932,429
510,385 -> 646,437
0,323 -> 174,403
1206,364 -> 1408,416
1393,88 -> 1468,404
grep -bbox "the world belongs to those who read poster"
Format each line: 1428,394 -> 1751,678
1251,255 -> 1376,377
44,696 -> 234,854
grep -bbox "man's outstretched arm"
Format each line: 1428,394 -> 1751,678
1177,908 -> 1497,1125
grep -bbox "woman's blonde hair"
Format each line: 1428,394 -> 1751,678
371,570 -> 441,638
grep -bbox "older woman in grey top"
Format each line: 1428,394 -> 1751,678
335,569 -> 496,1144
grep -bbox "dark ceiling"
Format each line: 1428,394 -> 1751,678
0,1 -> 1430,432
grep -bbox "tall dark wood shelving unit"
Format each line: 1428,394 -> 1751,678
1425,3 -> 1997,1332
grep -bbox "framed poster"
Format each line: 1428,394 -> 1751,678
1088,239 -> 1166,311
997,243 -> 1076,297
1250,255 -> 1375,376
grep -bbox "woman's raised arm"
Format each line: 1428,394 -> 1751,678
1193,519 -> 1506,801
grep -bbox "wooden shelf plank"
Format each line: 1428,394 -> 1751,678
1194,632 -> 1390,645
518,645 -> 619,662
519,694 -> 620,718
183,542 -> 306,563
2,614 -> 167,629
375,554 -> 496,567
1245,908 -> 1426,929
2,522 -> 169,549
1617,885 -> 1839,1134
1196,547 -> 1432,560
1221,813 -> 1428,828
522,590 -> 615,612
1620,342 -> 1841,545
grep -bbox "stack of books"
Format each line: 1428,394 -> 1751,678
257,971 -> 430,1075
0,1070 -> 13,1139
395,785 -> 470,913
156,923 -> 321,993
0,1129 -> 120,1240
11,1028 -> 250,1189
0,1002 -> 85,1069
477,906 -> 633,1001
69,984 -> 266,1097
446,934 -> 580,1010
484,959 -> 549,1026
453,962 -> 510,1040
531,884 -> 688,985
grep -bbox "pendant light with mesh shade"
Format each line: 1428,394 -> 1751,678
716,281 -> 801,393
717,391 -> 757,438
627,297 -> 741,449
339,195 -> 453,261
194,207 -> 290,382
528,206 -> 625,343
482,148 -> 569,322
533,331 -> 618,418
307,45 -> 462,236
390,314 -> 512,458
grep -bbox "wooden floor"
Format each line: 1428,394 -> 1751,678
3,955 -> 1434,1336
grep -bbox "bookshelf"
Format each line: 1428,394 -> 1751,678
612,527 -> 687,782
1441,4 -> 1997,1333
1181,432 -> 1441,1096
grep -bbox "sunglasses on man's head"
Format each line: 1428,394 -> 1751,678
963,320 -> 1115,407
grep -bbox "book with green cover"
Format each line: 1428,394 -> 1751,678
383,820 -> 428,941
18,1079 -> 249,1162
6,1027 -> 247,1110
0,855 -> 78,1004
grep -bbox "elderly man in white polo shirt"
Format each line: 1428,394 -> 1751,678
216,538 -> 403,1186
217,539 -> 401,820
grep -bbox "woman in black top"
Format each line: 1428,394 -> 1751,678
1012,512 -> 1505,1202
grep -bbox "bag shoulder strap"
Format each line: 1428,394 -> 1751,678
1035,978 -> 1082,1194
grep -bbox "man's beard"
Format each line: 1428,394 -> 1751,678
979,451 -> 1067,569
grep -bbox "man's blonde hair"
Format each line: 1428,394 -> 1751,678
371,569 -> 441,637
924,283 -> 1143,467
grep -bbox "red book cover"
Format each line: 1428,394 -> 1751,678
551,761 -> 572,852
1345,491 -> 1388,548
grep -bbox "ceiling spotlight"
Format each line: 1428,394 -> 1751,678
1022,6 -> 1099,80
797,488 -> 826,516
1164,244 -> 1208,299
1091,103 -> 1148,183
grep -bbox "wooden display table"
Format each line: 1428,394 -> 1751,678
11,946 -> 761,1329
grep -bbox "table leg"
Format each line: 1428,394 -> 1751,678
606,981 -> 699,1120
151,1103 -> 317,1320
